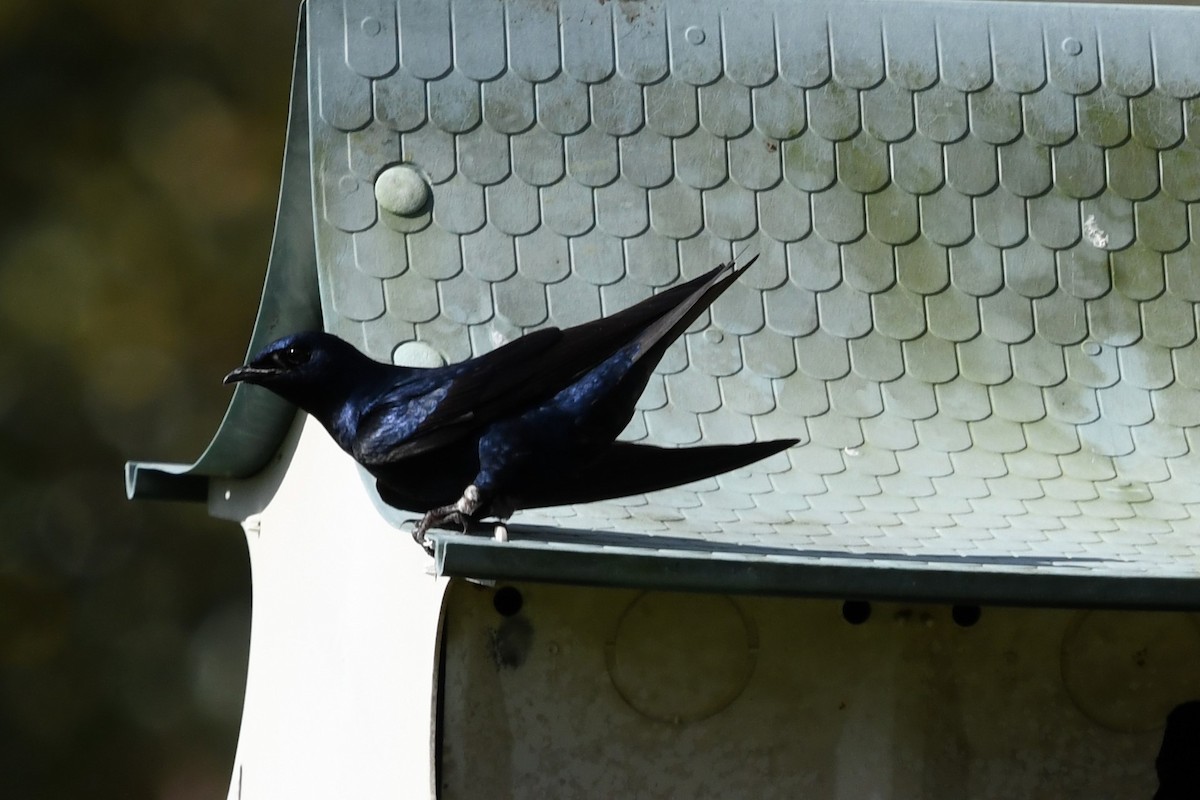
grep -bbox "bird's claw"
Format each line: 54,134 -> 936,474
410,519 -> 435,553
410,485 -> 486,552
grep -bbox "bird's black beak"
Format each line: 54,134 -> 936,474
223,365 -> 274,385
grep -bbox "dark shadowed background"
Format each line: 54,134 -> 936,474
0,2 -> 296,797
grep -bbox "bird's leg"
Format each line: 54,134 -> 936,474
456,484 -> 483,517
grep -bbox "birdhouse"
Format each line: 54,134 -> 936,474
128,0 -> 1200,796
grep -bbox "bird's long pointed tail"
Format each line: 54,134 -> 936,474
509,437 -> 797,510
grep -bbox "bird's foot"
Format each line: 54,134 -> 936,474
411,485 -> 487,552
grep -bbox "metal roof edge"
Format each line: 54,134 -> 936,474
432,527 -> 1200,611
126,3 -> 320,502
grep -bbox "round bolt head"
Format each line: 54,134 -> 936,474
375,164 -> 430,216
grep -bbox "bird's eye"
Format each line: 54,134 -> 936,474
274,345 -> 310,369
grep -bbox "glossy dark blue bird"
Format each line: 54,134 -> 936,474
224,257 -> 797,548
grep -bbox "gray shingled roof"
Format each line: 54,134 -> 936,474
131,0 -> 1200,601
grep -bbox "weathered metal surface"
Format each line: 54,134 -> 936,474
305,0 -> 1200,580
440,580 -> 1199,798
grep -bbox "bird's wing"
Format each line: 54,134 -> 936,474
539,259 -> 748,374
622,256 -> 754,366
355,259 -> 751,465
504,438 -> 798,510
353,326 -> 564,464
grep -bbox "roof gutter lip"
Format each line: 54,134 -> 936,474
124,3 -> 319,503
431,528 -> 1200,611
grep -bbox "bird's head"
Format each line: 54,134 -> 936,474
224,331 -> 371,409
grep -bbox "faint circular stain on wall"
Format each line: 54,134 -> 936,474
1061,610 -> 1200,732
606,591 -> 757,724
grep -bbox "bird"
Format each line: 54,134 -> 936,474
224,257 -> 797,549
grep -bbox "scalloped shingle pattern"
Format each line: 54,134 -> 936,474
308,0 -> 1200,576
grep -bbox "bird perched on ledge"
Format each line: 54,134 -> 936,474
225,257 -> 797,549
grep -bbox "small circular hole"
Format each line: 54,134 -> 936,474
842,600 -> 871,625
952,605 -> 981,627
493,586 -> 524,617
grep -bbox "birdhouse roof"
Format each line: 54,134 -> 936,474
129,0 -> 1200,607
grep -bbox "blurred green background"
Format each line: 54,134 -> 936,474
0,1 -> 297,797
